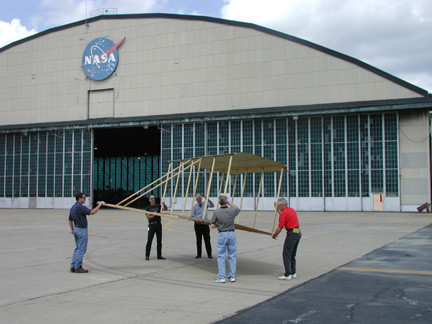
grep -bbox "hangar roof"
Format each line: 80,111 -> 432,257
1,13 -> 429,97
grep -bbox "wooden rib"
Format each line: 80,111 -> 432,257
253,170 -> 264,229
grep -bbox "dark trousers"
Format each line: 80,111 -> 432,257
282,230 -> 301,276
146,223 -> 162,257
194,222 -> 212,257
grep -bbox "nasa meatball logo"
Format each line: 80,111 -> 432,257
82,37 -> 125,81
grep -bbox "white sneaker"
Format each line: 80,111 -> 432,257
292,273 -> 297,278
227,276 -> 236,282
213,277 -> 226,283
278,275 -> 292,280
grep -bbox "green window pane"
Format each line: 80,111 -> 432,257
184,124 -> 193,148
333,116 -> 345,143
370,115 -> 383,141
370,142 -> 383,169
334,170 -> 346,197
385,114 -> 397,141
371,169 -> 383,193
243,121 -> 253,146
347,142 -> 359,169
231,121 -> 241,146
276,119 -> 287,144
386,169 -> 398,196
348,170 -> 360,197
297,119 -> 308,144
298,171 -> 309,197
333,143 -> 345,170
311,170 -> 322,197
310,117 -> 322,143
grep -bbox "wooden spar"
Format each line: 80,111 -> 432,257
223,155 -> 233,196
234,223 -> 272,236
104,203 -> 270,235
236,171 -> 248,224
189,159 -> 202,218
253,170 -> 264,229
161,163 -> 172,215
272,167 -> 285,233
240,171 -> 248,210
218,172 -> 225,199
117,162 -> 176,206
183,160 -> 194,216
104,203 -> 190,221
202,157 -> 216,221
123,161 -> 197,207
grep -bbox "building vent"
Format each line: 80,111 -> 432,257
90,8 -> 118,17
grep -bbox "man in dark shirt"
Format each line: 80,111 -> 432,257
68,192 -> 103,273
145,195 -> 168,260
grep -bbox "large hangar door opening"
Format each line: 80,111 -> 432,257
93,126 -> 161,208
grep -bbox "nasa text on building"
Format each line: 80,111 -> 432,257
1,13 -> 431,211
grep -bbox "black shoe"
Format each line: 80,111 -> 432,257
74,266 -> 88,273
208,255 -> 213,259
70,267 -> 75,273
157,256 -> 166,260
145,256 -> 149,261
195,256 -> 201,259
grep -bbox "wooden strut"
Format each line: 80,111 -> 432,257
102,153 -> 287,237
202,158 -> 216,221
122,160 -> 199,208
272,167 -> 285,233
189,159 -> 202,218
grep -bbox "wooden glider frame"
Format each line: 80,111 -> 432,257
104,152 -> 287,236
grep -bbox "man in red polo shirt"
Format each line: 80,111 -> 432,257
272,197 -> 301,280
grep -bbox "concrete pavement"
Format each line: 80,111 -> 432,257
1,208 -> 431,323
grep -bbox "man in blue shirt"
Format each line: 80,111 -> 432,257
191,194 -> 214,259
68,192 -> 103,273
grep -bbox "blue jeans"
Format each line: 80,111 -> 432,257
71,228 -> 88,269
216,231 -> 237,279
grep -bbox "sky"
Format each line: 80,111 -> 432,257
0,0 -> 431,92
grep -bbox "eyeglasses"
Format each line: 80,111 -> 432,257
81,196 -> 86,199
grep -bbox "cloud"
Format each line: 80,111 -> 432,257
0,19 -> 37,48
222,0 -> 432,92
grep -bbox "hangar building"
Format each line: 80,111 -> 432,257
0,13 -> 431,211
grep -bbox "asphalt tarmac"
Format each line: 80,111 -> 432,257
1,208 -> 431,324
216,224 -> 432,324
